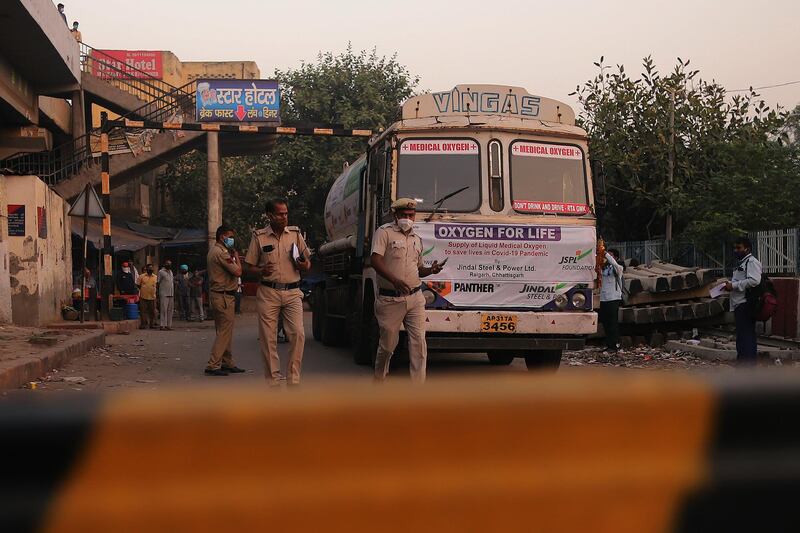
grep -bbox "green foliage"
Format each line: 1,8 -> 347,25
572,57 -> 799,243
155,45 -> 418,248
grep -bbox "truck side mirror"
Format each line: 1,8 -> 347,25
592,160 -> 607,209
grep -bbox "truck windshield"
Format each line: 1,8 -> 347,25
510,141 -> 589,215
397,139 -> 481,212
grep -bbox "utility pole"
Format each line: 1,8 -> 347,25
207,132 -> 222,245
666,88 -> 675,241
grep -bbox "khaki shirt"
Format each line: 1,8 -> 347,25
245,225 -> 309,284
207,242 -> 240,292
371,222 -> 423,290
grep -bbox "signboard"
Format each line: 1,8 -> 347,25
37,206 -> 47,238
400,140 -> 478,155
414,222 -> 596,308
8,205 -> 25,236
68,185 -> 107,219
400,84 -> 576,125
196,79 -> 280,123
91,50 -> 163,79
511,142 -> 582,160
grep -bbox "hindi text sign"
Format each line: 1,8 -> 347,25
196,79 -> 280,123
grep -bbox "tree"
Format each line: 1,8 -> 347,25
572,56 -> 799,244
264,45 -> 419,245
156,46 -> 419,248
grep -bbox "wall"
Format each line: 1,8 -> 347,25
0,178 -> 11,323
5,175 -> 72,326
181,61 -> 260,81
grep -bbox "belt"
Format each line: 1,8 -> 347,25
211,290 -> 238,296
379,287 -> 421,297
261,281 -> 300,290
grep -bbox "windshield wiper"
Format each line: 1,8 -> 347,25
425,186 -> 470,222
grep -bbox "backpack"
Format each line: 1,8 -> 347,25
745,273 -> 778,322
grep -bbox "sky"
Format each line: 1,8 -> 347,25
64,0 -> 800,112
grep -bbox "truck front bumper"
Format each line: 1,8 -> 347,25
418,310 -> 597,353
423,310 -> 598,335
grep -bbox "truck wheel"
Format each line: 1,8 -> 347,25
311,285 -> 324,342
321,315 -> 347,346
487,351 -> 515,365
352,286 -> 378,366
524,350 -> 562,371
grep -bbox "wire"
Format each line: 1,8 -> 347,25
729,80 -> 800,93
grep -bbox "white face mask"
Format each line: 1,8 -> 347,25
396,218 -> 414,232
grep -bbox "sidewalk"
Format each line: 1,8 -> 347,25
0,325 -> 106,390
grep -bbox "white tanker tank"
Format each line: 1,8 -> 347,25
319,155 -> 366,256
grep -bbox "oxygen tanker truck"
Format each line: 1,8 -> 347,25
313,84 -> 602,369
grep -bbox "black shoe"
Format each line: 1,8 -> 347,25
204,368 -> 229,376
221,366 -> 245,373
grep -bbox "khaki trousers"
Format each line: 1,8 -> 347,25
207,292 -> 235,370
159,295 -> 174,328
257,286 -> 305,385
374,291 -> 427,383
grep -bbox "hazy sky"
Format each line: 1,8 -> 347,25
65,0 -> 799,112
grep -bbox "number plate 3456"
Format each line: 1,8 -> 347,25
480,314 -> 518,333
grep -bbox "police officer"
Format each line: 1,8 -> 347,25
245,199 -> 311,386
371,198 -> 444,383
204,224 -> 245,376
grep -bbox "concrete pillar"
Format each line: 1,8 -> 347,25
71,90 -> 86,141
207,132 -> 222,245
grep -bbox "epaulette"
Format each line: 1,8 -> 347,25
287,225 -> 301,231
378,223 -> 394,229
254,227 -> 268,236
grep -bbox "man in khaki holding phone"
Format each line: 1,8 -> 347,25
245,199 -> 311,386
371,198 -> 444,383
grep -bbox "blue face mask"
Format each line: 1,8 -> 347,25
223,237 -> 235,249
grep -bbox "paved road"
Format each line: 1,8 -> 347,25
23,312 -> 535,393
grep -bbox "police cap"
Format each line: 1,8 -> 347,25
391,198 -> 417,211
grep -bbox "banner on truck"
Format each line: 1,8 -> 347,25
414,222 -> 596,308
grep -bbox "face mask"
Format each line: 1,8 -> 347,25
397,218 -> 414,232
734,250 -> 748,260
165,264 -> 172,270
223,237 -> 235,249
122,267 -> 130,274
146,269 -> 153,274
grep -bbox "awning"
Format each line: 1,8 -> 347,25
71,219 -> 160,252
159,228 -> 207,248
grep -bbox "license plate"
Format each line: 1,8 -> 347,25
480,313 -> 518,333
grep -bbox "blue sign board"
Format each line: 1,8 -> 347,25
196,79 -> 280,123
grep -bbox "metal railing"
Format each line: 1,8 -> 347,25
609,228 -> 800,277
0,82 -> 197,185
79,42 -> 187,104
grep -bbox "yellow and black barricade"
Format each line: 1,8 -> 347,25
2,371 -> 799,532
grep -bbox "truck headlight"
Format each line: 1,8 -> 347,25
571,292 -> 587,309
554,294 -> 568,309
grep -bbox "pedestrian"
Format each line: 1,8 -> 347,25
234,276 -> 243,315
157,260 -> 175,330
599,247 -> 624,352
204,224 -> 245,376
81,267 -> 98,320
117,261 -> 138,295
175,264 -> 191,320
57,3 -> 67,26
189,267 -> 206,321
723,237 -> 762,365
244,198 -> 311,386
136,264 -> 158,329
370,198 -> 444,383
70,21 -> 81,41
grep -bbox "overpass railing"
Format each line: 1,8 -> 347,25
0,80 -> 198,185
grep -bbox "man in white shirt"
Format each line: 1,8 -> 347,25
157,261 -> 175,330
724,237 -> 762,365
599,248 -> 624,352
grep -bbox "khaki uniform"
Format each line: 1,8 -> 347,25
206,242 -> 241,371
371,222 -> 427,383
245,225 -> 309,385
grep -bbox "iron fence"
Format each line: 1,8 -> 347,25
609,228 -> 800,277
